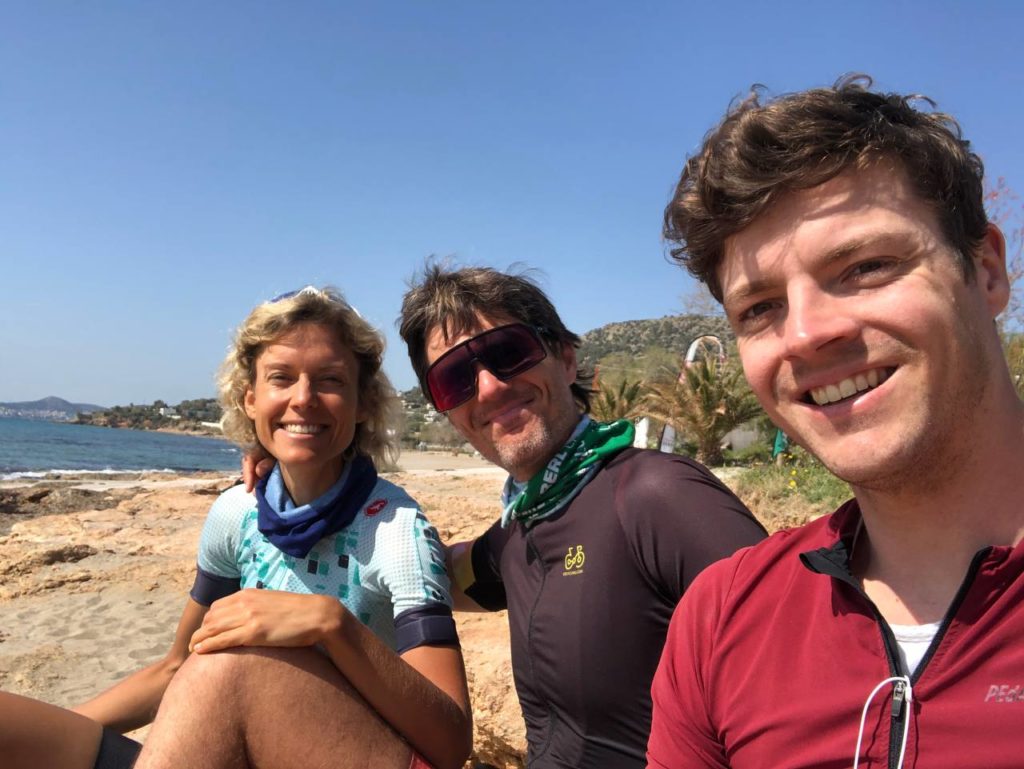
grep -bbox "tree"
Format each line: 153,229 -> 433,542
986,177 -> 1024,333
985,179 -> 1024,397
1004,333 -> 1024,400
421,421 -> 465,451
641,357 -> 763,467
678,283 -> 726,318
591,378 -> 647,422
595,347 -> 681,390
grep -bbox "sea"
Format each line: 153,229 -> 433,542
0,418 -> 240,479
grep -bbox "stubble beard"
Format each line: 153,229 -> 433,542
818,341 -> 992,499
486,404 -> 580,481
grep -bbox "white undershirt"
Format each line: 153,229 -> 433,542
889,621 -> 941,675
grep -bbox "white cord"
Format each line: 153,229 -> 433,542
852,676 -> 913,769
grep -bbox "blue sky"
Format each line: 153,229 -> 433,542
3,1 -> 1022,406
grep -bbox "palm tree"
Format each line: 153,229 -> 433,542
642,357 -> 763,466
591,378 -> 647,422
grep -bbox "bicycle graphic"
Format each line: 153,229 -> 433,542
564,545 -> 585,571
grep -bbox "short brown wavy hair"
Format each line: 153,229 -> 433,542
664,74 -> 989,301
218,286 -> 400,468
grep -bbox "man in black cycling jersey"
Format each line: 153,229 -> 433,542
399,264 -> 766,769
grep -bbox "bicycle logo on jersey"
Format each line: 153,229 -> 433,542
563,545 -> 586,574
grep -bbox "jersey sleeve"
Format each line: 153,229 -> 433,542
189,485 -> 246,606
461,518 -> 509,611
376,503 -> 460,653
617,453 -> 766,602
647,559 -> 735,768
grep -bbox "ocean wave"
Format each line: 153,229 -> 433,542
0,467 -> 182,481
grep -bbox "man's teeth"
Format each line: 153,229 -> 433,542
810,369 -> 889,406
282,424 -> 323,434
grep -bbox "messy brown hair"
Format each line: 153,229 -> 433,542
664,74 -> 989,301
399,262 -> 593,412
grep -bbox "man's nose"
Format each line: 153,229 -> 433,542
782,284 -> 859,360
473,364 -> 512,402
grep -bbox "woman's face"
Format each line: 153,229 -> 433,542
244,323 -> 365,490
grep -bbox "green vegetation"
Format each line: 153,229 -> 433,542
592,347 -> 682,390
730,447 -> 852,533
722,440 -> 774,466
1002,333 -> 1024,400
590,378 -> 647,422
398,387 -> 471,452
642,357 -> 763,467
73,398 -> 222,432
578,313 -> 732,366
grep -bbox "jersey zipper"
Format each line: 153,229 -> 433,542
815,546 -> 990,769
522,526 -> 557,764
868,548 -> 989,769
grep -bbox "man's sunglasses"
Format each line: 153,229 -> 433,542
425,323 -> 548,411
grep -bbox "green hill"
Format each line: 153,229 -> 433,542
578,314 -> 733,385
579,314 -> 732,362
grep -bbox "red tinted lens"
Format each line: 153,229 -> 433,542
426,324 -> 547,411
474,325 -> 547,378
427,345 -> 478,411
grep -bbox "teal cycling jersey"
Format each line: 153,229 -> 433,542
190,476 -> 456,653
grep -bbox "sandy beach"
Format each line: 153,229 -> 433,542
0,452 -> 526,768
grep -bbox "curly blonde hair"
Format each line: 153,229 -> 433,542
217,286 -> 400,468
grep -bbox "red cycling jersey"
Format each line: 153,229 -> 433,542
648,500 -> 1024,769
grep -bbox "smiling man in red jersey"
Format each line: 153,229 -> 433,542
647,76 -> 1024,769
399,265 -> 766,769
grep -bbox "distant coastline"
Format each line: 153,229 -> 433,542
0,396 -> 223,435
68,398 -> 223,435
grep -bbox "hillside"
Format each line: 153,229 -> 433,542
0,396 -> 106,421
578,314 -> 732,363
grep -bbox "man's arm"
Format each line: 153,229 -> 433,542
647,572 -> 731,769
445,523 -> 508,613
241,449 -> 274,492
323,603 -> 472,769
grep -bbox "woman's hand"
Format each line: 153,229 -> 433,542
189,590 -> 342,654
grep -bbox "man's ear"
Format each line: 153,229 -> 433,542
558,342 -> 578,382
974,223 -> 1010,320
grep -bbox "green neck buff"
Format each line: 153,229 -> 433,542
501,418 -> 636,529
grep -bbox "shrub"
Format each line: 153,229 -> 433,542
731,448 -> 851,533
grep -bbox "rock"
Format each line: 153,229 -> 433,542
40,545 -> 98,565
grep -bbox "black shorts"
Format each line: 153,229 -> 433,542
93,728 -> 142,769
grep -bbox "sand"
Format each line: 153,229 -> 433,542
0,453 -> 526,768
